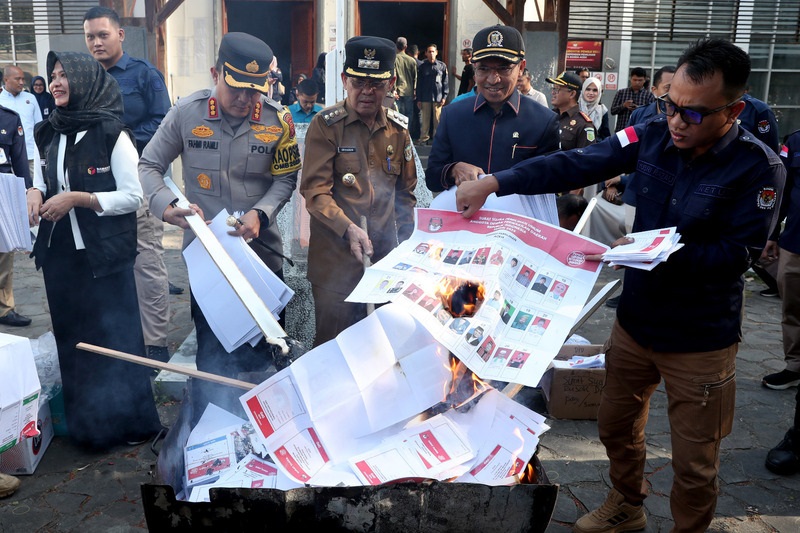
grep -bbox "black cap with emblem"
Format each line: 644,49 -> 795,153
218,32 -> 274,94
344,36 -> 396,79
471,25 -> 525,64
546,71 -> 583,92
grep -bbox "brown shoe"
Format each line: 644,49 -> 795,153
574,488 -> 646,532
0,473 -> 21,498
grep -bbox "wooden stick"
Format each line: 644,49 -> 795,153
76,342 -> 257,391
360,215 -> 375,315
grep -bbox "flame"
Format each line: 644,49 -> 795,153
445,355 -> 491,409
435,276 -> 485,318
518,463 -> 537,484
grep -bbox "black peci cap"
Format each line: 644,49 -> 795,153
218,32 -> 274,94
470,25 -> 525,64
344,36 -> 396,79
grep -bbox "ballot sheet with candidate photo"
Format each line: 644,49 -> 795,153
347,208 -> 608,387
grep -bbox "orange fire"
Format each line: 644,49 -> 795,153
435,276 -> 485,318
518,462 -> 537,484
445,355 -> 491,409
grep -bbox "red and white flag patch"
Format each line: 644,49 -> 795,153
616,126 -> 639,148
781,145 -> 789,158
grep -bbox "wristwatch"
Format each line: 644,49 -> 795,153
254,208 -> 269,227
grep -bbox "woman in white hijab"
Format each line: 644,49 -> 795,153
579,77 -> 610,140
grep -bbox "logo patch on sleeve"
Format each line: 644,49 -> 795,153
757,186 -> 777,209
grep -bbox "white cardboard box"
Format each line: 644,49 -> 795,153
0,401 -> 53,475
0,333 -> 41,454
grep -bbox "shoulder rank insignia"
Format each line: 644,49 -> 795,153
323,106 -> 348,126
386,108 -> 409,129
252,101 -> 262,121
208,97 -> 218,118
579,111 -> 592,123
192,125 -> 214,138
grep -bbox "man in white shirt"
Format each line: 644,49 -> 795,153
517,68 -> 549,108
0,65 -> 42,178
0,65 -> 42,330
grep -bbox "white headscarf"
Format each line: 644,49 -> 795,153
579,77 -> 607,130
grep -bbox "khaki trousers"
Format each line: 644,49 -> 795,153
134,204 -> 170,347
310,283 -> 367,348
418,101 -> 442,143
600,321 -> 737,532
779,247 -> 800,373
0,252 -> 13,317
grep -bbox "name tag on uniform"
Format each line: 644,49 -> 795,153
338,147 -> 356,153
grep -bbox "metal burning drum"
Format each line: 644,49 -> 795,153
142,393 -> 558,532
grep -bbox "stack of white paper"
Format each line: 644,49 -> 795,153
238,304 -> 550,488
603,227 -> 683,270
0,172 -> 31,252
550,353 -> 605,369
184,210 -> 294,352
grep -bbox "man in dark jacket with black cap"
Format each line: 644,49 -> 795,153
425,24 -> 559,194
301,36 -> 418,346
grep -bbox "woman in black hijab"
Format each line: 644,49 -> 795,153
30,75 -> 55,118
26,51 -> 162,450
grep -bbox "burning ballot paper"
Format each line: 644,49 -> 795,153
238,304 -> 550,487
346,208 -> 609,388
602,227 -> 684,270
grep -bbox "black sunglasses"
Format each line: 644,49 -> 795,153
657,94 -> 741,125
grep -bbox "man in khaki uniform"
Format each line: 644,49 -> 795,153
139,32 -> 301,418
301,36 -> 418,347
547,71 -> 596,151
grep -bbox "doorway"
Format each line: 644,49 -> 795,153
357,1 -> 448,59
225,0 -> 315,102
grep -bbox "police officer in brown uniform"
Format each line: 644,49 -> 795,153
301,36 -> 418,347
547,71 -> 596,151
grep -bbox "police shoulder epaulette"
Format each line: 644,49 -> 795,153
262,97 -> 284,113
386,108 -> 409,129
177,88 -> 212,108
579,111 -> 592,123
322,104 -> 348,126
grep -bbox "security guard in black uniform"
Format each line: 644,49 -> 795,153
547,71 -> 596,151
0,104 -> 32,332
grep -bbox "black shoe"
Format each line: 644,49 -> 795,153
0,310 -> 32,327
169,282 -> 184,295
766,428 -> 800,475
146,345 -> 170,363
760,287 -> 780,297
605,295 -> 621,309
762,369 -> 800,390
